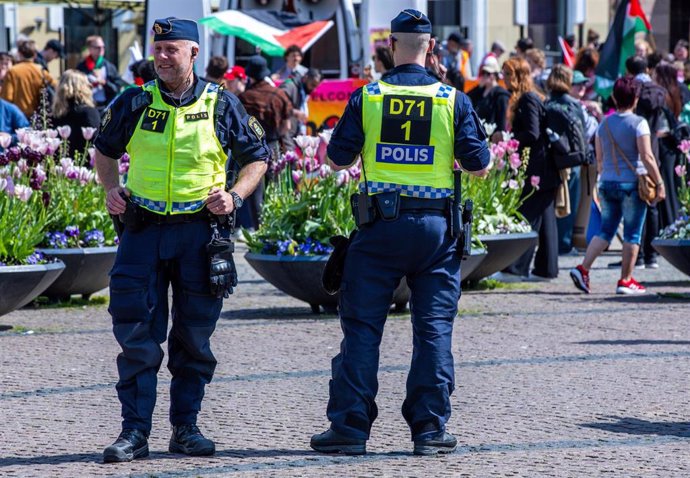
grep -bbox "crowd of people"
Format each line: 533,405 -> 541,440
0,35 -> 324,231
418,30 -> 690,295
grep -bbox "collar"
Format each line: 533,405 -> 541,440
385,64 -> 428,75
635,73 -> 652,83
158,74 -> 205,107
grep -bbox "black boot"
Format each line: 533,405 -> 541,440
310,428 -> 366,455
413,431 -> 457,456
103,429 -> 149,463
169,424 -> 215,456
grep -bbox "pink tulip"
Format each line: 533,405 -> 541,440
530,175 -> 541,190
81,127 -> 97,141
496,158 -> 506,170
292,170 -> 303,184
119,162 -> 130,175
283,151 -> 298,164
17,159 -> 28,174
45,138 -> 61,156
509,152 -> 522,170
675,165 -> 687,178
14,184 -> 32,202
0,134 -> 11,149
318,164 -> 331,178
506,138 -> 520,154
57,125 -> 71,139
45,129 -> 59,139
679,139 -> 690,154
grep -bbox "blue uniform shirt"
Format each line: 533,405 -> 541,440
327,64 -> 490,172
95,76 -> 271,167
0,98 -> 29,142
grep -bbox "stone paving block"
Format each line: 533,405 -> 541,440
1,246 -> 690,476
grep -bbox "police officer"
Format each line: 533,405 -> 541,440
94,17 -> 269,463
310,9 -> 489,456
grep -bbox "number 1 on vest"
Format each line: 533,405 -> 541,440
401,121 -> 411,142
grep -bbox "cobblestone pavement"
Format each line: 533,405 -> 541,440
1,243 -> 690,477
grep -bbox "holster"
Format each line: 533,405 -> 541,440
322,230 -> 357,295
350,192 -> 375,228
206,234 -> 238,298
459,199 -> 473,259
372,191 -> 400,222
119,196 -> 146,233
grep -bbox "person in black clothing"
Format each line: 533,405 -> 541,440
467,56 -> 509,139
51,70 -> 101,159
76,35 -> 127,111
502,57 -> 560,279
546,65 -> 587,255
35,39 -> 63,71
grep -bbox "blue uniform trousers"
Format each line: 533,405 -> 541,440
109,220 -> 223,433
327,211 -> 461,441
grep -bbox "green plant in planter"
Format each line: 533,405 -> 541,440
12,127 -> 118,249
465,133 -> 535,235
0,142 -> 50,265
658,140 -> 690,239
244,134 -> 359,255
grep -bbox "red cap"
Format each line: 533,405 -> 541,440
224,65 -> 247,81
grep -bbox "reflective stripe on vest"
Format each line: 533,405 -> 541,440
125,82 -> 227,215
361,80 -> 455,198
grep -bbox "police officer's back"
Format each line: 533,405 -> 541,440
310,9 -> 489,456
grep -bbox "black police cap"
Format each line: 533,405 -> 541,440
153,17 -> 200,43
391,9 -> 432,34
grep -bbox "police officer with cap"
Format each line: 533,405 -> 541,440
95,17 -> 269,462
310,9 -> 489,455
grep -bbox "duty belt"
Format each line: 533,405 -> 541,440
138,206 -> 210,224
399,196 -> 449,212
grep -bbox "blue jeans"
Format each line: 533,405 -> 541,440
597,181 -> 647,244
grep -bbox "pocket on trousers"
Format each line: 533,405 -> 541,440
109,263 -> 152,323
178,288 -> 222,325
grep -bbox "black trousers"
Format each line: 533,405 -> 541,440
506,188 -> 559,278
639,204 -> 659,263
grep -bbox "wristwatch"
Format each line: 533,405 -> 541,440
230,191 -> 244,210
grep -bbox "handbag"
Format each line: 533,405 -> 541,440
603,119 -> 657,205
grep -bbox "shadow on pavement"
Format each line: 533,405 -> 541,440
580,416 -> 690,437
603,294 -> 688,304
219,307 -> 336,321
574,339 -> 690,345
0,453 -> 102,467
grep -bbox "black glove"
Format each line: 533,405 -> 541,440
207,237 -> 238,298
322,230 -> 356,295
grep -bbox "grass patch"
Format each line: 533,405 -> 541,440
463,278 -> 534,291
30,295 -> 109,309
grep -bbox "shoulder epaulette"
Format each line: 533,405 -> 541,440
131,89 -> 152,113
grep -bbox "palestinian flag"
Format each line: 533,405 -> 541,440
594,0 -> 651,98
558,36 -> 575,68
200,9 -> 333,57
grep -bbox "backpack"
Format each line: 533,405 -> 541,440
544,99 -> 588,169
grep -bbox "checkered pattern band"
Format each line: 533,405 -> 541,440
171,200 -> 206,212
130,195 -> 206,213
436,84 -> 454,98
131,194 -> 166,212
360,181 -> 453,199
365,82 -> 381,96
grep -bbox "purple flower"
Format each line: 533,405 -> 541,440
46,231 -> 69,248
41,191 -> 51,207
0,153 -> 8,166
25,251 -> 45,265
0,134 -> 11,149
29,165 -> 46,190
530,175 -> 541,190
83,229 -> 105,247
6,147 -> 20,163
65,225 -> 80,238
81,127 -> 97,141
57,125 -> 71,139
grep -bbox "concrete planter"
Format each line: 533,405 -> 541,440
37,246 -> 117,300
652,239 -> 690,277
463,232 -> 539,283
245,253 -> 410,314
0,261 -> 66,316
